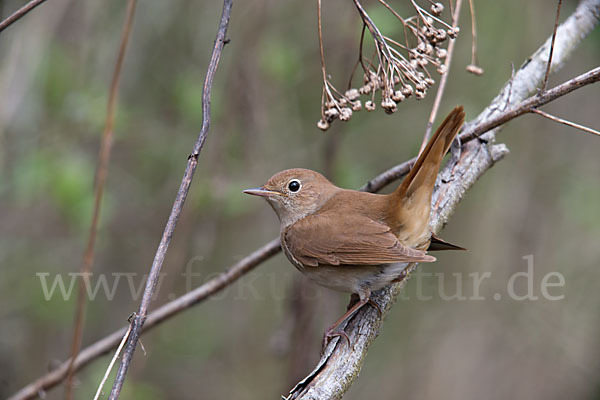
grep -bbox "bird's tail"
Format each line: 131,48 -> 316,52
390,106 -> 465,246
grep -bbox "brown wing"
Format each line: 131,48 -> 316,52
283,212 -> 436,267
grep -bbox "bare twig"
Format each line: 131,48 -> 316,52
419,0 -> 463,155
92,320 -> 133,400
541,0 -> 563,92
465,0 -> 483,75
460,66 -> 600,142
64,2 -> 137,398
530,108 -> 600,137
107,0 -> 233,398
0,0 -> 48,33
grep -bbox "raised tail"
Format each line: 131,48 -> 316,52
389,106 -> 465,247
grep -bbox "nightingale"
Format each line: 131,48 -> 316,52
244,106 -> 466,350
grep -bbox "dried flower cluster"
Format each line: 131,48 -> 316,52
317,0 -> 458,131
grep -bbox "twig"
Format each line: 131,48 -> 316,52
64,2 -> 137,398
465,0 -> 483,75
530,108 -> 600,137
540,0 -> 563,92
107,0 -> 233,398
0,0 -> 48,33
460,66 -> 600,142
92,320 -> 133,400
419,0 -> 463,155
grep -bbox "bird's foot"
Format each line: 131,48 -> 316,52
321,328 -> 350,357
367,298 -> 382,317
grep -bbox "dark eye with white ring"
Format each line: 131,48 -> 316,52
288,179 -> 301,192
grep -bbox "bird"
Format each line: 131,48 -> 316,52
244,106 -> 466,350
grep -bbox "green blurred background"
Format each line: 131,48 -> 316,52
1,0 -> 599,399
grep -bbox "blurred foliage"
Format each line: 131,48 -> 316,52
0,0 -> 599,399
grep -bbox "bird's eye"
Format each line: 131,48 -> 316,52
288,179 -> 301,192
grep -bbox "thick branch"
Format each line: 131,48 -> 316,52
287,0 -> 600,398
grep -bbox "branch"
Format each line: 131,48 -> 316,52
64,1 -> 137,398
106,0 -> 233,398
7,1 -> 600,399
530,108 -> 600,137
0,0 -> 48,33
287,0 -> 600,398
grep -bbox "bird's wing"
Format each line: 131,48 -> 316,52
283,212 -> 436,267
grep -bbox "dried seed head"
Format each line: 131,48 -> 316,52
415,90 -> 426,100
448,27 -> 460,39
466,64 -> 485,75
365,100 -> 376,111
381,98 -> 397,114
436,29 -> 447,41
324,108 -> 339,118
359,85 -> 370,95
436,48 -> 447,58
339,107 -> 353,121
345,88 -> 360,101
317,119 -> 330,131
401,84 -> 413,97
392,90 -> 405,102
425,77 -> 435,86
416,82 -> 427,91
351,100 -> 362,111
437,64 -> 447,74
430,2 -> 444,16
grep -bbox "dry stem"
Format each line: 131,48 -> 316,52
0,0 -> 48,33
64,2 -> 137,398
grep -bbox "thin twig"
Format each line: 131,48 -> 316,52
64,2 -> 137,399
465,0 -> 483,75
107,0 -> 233,398
92,321 -> 133,400
317,0 -> 327,121
541,0 -> 563,92
461,66 -> 600,142
419,0 -> 463,155
0,0 -> 48,33
530,108 -> 600,137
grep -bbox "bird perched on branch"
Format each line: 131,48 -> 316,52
245,106 -> 466,351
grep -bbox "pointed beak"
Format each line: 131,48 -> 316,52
243,187 -> 281,197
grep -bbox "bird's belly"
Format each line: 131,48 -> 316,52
298,262 -> 411,294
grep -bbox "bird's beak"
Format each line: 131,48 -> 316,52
243,187 -> 280,197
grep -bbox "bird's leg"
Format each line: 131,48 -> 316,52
321,290 -> 372,355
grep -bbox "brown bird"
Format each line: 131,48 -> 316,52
244,106 -> 465,350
